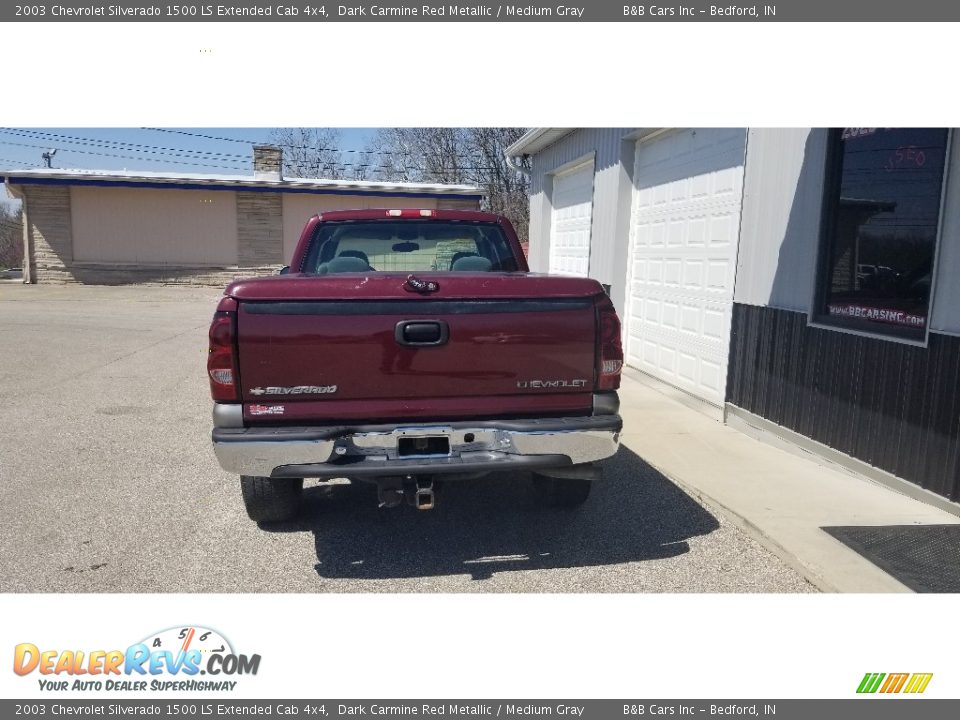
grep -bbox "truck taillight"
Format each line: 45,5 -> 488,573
596,297 -> 623,390
208,299 -> 239,402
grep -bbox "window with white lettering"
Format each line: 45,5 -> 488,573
815,128 -> 949,340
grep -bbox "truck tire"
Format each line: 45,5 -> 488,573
240,476 -> 303,522
532,474 -> 592,508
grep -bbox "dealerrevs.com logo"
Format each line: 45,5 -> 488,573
857,672 -> 933,694
13,626 -> 261,692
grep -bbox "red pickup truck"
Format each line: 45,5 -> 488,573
208,209 -> 623,523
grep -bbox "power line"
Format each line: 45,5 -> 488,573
142,127 -> 263,145
142,126 -> 491,162
11,127 -> 504,173
0,140 -> 249,172
0,128 -> 252,162
0,156 -> 43,167
1,129 -> 499,177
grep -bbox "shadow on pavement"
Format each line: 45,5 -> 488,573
262,446 -> 719,581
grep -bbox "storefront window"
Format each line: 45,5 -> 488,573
816,128 -> 949,340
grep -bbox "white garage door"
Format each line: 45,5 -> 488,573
549,160 -> 595,276
626,129 -> 746,406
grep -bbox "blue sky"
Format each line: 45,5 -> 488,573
0,128 -> 378,208
0,127 -> 377,173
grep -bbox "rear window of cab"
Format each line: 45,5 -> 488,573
301,220 -> 520,274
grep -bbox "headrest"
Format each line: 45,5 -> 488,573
325,256 -> 371,273
451,256 -> 493,272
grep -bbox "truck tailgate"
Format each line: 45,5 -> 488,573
235,291 -> 598,423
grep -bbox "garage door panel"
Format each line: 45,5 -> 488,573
662,301 -> 680,330
644,298 -> 660,324
702,308 -> 726,340
627,324 -> 729,401
626,128 -> 745,406
687,217 -> 708,246
706,260 -> 730,291
667,221 -> 684,246
663,260 -> 682,286
678,352 -> 698,384
632,258 -> 732,295
631,294 -> 729,341
709,212 -> 737,247
684,260 -> 703,289
659,346 -> 676,374
680,305 -> 699,334
549,162 -> 594,277
700,358 -> 723,395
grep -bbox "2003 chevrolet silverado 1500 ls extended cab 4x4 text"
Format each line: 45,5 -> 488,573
208,209 -> 623,523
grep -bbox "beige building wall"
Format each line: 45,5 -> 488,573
72,186 -> 239,264
12,180 -> 480,285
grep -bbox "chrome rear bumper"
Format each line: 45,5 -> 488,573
212,412 -> 621,478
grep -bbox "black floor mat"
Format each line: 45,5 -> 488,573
822,524 -> 960,593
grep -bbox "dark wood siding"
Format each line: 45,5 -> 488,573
727,303 -> 960,501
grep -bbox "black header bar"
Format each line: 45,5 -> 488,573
4,0 -> 960,22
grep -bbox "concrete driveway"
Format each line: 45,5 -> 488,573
0,285 -> 814,593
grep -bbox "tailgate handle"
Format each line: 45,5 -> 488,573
395,320 -> 449,346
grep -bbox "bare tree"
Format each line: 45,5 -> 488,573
267,127 -> 532,242
269,128 -> 344,179
0,204 -> 23,269
368,128 -> 531,242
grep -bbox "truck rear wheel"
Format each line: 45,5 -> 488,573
240,476 -> 303,522
532,474 -> 592,508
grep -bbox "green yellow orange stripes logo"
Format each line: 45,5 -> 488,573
857,672 -> 933,694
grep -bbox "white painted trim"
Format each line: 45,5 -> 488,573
728,128 -> 751,331
547,152 -> 596,178
622,127 -> 662,142
505,128 -> 575,157
633,128 -> 677,145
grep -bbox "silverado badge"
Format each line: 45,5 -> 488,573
249,385 -> 338,396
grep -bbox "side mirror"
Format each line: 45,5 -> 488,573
278,266 -> 290,275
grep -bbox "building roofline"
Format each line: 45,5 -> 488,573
505,128 -> 575,157
0,167 -> 482,198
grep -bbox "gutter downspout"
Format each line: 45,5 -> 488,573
505,153 -> 530,177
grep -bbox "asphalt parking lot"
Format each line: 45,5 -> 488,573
0,285 -> 815,593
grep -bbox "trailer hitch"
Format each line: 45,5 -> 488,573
413,477 -> 435,511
